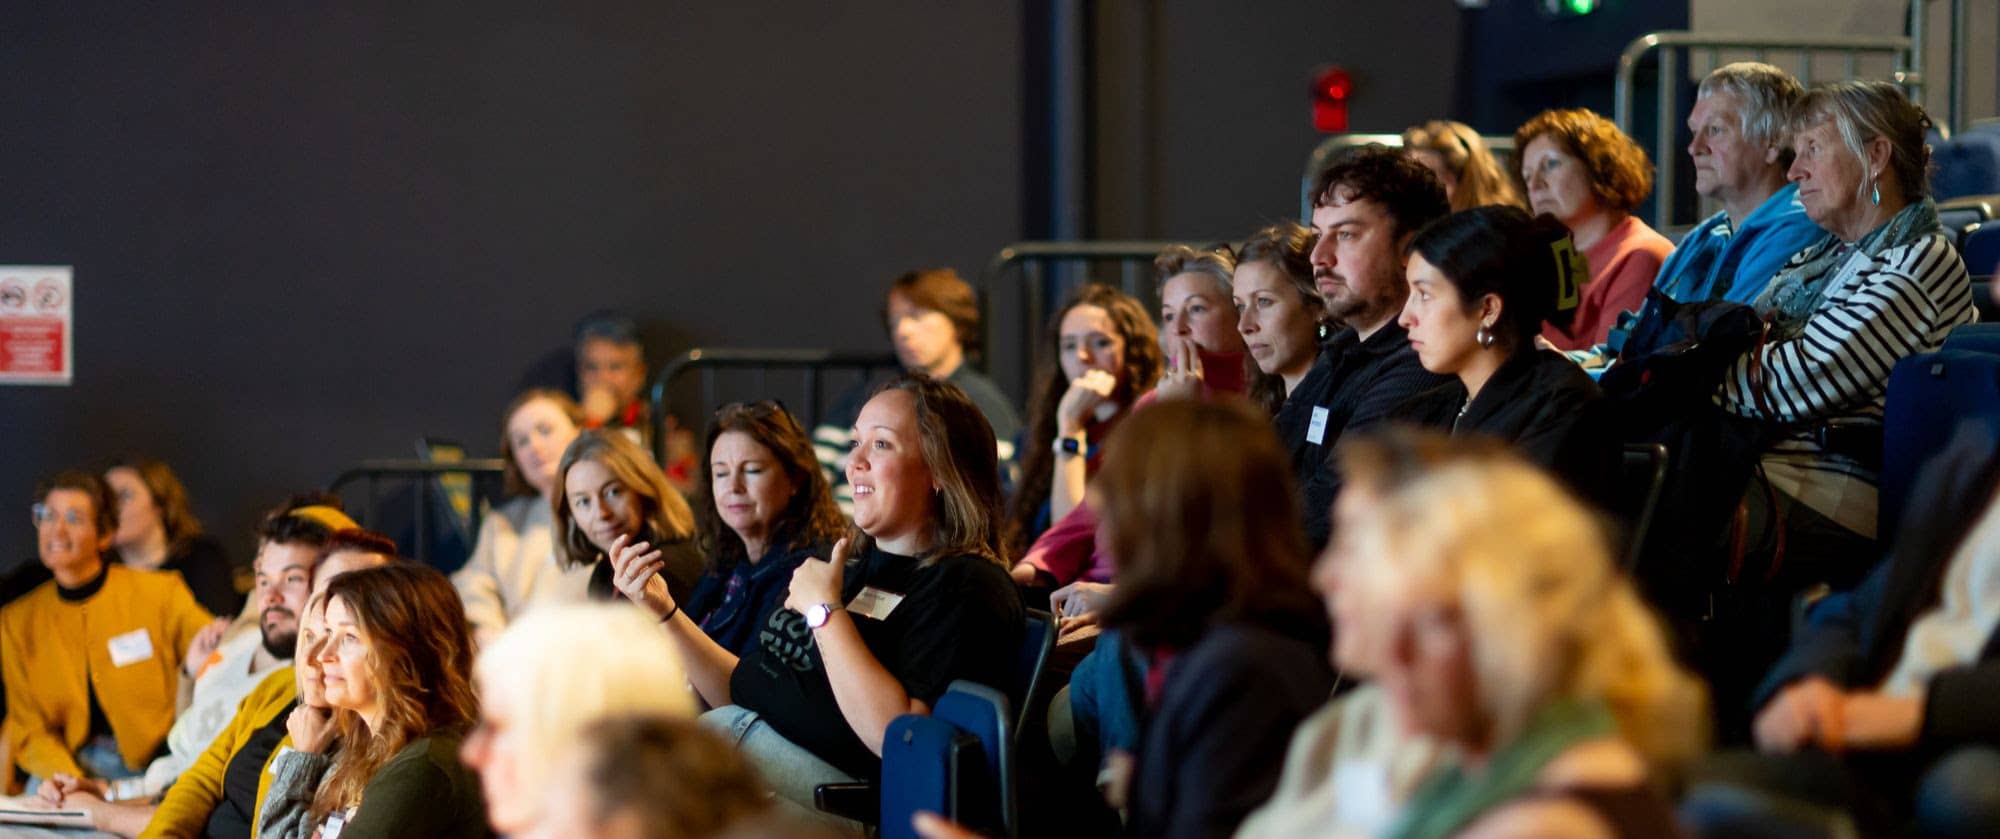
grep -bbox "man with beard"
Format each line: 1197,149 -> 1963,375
1285,145 -> 1454,550
22,498 -> 357,836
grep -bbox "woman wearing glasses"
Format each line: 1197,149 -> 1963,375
686,401 -> 849,656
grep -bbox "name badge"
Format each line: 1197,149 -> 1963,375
269,745 -> 294,775
846,586 -> 906,621
1306,406 -> 1331,445
107,628 -> 155,667
319,810 -> 348,839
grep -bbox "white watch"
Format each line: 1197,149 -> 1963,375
805,602 -> 843,629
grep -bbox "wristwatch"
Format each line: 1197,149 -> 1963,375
805,602 -> 843,629
1056,431 -> 1086,457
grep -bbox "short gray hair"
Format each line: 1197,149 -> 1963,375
1152,244 -> 1236,297
1696,62 -> 1805,165
1791,80 -> 1934,201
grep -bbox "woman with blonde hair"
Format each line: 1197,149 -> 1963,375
1352,458 -> 1707,839
460,603 -> 697,836
552,428 -> 704,606
1403,120 -> 1525,213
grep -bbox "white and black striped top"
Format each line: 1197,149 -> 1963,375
1720,233 -> 1974,432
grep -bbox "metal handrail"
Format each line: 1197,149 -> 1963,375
977,240 -> 1211,395
1613,30 -> 1916,230
328,459 -> 507,566
643,347 -> 901,464
1298,132 -> 1517,222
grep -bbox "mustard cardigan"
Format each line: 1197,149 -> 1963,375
140,666 -> 298,839
0,563 -> 213,779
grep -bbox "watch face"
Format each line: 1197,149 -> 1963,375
806,604 -> 831,628
1060,437 -> 1082,455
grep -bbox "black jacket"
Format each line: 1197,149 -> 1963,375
1393,349 -> 1618,499
1283,322 -> 1452,550
1752,421 -> 2000,751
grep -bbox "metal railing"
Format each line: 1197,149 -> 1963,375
978,240 -> 1211,396
328,459 -> 507,566
643,348 -> 902,465
1298,132 -> 1517,222
1614,31 -> 1918,230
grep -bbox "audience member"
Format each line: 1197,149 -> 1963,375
1350,458 -> 1707,838
1091,399 -> 1331,839
1234,221 -> 1328,415
105,459 -> 239,617
516,715 -> 791,839
2,471 -> 215,790
687,401 -> 847,656
573,310 -> 654,443
1004,284 -> 1161,562
259,562 -> 488,838
1719,80 -> 1973,585
452,389 -> 588,646
1514,108 -> 1674,350
1290,145 -> 1454,550
1402,120 -> 1525,212
1151,244 -> 1248,400
552,429 -> 704,607
1393,206 -> 1618,497
461,604 -> 696,836
619,374 -> 1023,818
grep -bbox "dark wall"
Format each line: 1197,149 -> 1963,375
0,3 -> 1022,569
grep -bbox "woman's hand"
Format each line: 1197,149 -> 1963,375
1056,369 -> 1118,435
784,538 -> 850,614
287,704 -> 336,754
609,533 -> 676,618
1050,580 -> 1115,621
1752,675 -> 1843,753
35,773 -> 107,807
183,617 -> 231,678
1154,337 -> 1205,401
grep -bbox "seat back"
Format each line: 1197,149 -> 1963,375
877,714 -> 977,839
932,681 -> 1014,837
1011,610 -> 1056,733
1974,279 -> 1999,323
1881,350 -> 2000,542
1615,443 -> 1670,572
1944,322 -> 2000,356
1964,224 -> 2000,278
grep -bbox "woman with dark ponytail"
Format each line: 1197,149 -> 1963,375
1391,206 -> 1617,497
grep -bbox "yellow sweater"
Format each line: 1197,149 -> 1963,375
0,563 -> 213,779
141,666 -> 297,839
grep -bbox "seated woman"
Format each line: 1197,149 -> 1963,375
1004,284 -> 1161,565
105,458 -> 238,617
1514,108 -> 1674,350
687,401 -> 847,656
1403,120 -> 1525,212
259,563 -> 488,838
551,429 -> 704,606
1017,244 -> 1246,593
1718,80 -> 1973,583
1235,220 -> 1330,439
1351,457 -> 1707,839
1090,399 -> 1332,839
452,389 -> 587,647
1394,206 -> 1618,498
460,604 -> 696,836
612,374 -> 1024,815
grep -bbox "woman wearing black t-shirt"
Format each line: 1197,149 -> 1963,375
608,373 -> 1025,814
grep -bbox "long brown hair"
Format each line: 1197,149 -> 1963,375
311,562 -> 479,823
857,374 -> 1007,568
694,402 -> 848,574
110,458 -> 205,551
551,430 -> 699,568
1233,221 -> 1326,416
1097,399 -> 1321,649
498,389 -> 586,498
1006,285 -> 1162,558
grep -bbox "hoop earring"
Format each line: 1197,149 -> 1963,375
1475,325 -> 1496,349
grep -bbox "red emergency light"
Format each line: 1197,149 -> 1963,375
1312,65 -> 1352,133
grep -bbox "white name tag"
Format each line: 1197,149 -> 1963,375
269,745 -> 294,775
1306,406 -> 1331,445
107,628 -> 155,667
846,586 -> 905,621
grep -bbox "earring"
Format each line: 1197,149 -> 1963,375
1475,325 -> 1496,348
1871,179 -> 1881,206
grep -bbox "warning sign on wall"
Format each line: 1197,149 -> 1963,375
0,266 -> 73,386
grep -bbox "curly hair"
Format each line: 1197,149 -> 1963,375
311,562 -> 479,823
1513,109 -> 1655,212
693,401 -> 848,574
1006,285 -> 1163,557
1310,144 -> 1452,238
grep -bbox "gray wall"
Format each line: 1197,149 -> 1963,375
0,3 -> 1023,568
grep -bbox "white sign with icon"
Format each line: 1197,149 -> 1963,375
0,266 -> 73,385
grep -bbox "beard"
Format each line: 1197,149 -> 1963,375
1319,269 -> 1407,328
261,607 -> 299,659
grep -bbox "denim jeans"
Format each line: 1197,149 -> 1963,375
701,704 -> 864,836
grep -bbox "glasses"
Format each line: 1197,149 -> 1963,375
31,503 -> 90,528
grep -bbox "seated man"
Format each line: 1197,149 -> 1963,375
1694,424 -> 2000,836
23,503 -> 359,836
2,471 -> 214,791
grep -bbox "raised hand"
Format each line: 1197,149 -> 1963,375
608,532 -> 674,618
785,537 -> 850,615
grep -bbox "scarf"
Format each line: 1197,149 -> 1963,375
1384,698 -> 1618,839
1755,198 -> 1942,339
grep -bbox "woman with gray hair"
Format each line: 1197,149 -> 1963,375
1720,80 -> 1974,586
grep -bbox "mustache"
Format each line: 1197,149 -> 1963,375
262,606 -> 297,623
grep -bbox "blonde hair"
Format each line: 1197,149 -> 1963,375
1402,120 -> 1526,212
552,430 -> 699,568
1350,459 -> 1707,775
473,604 -> 696,807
